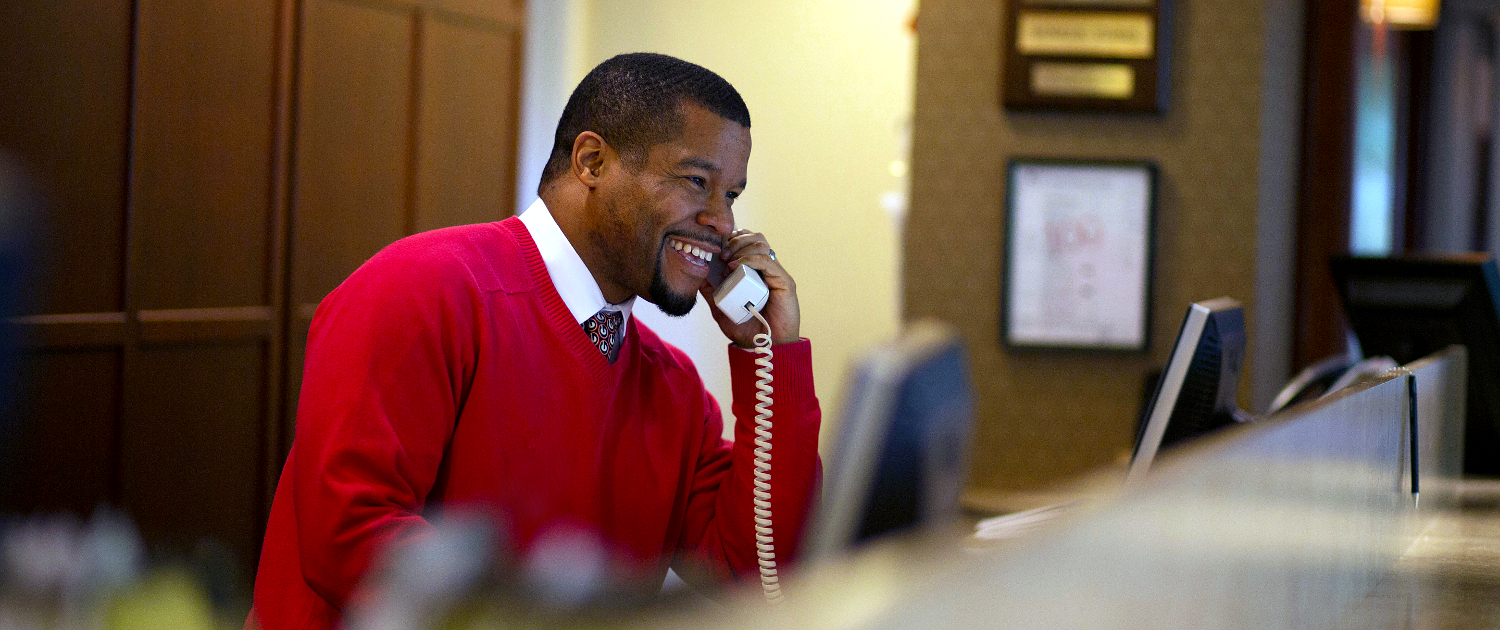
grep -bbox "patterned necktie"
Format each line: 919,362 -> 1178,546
583,309 -> 624,362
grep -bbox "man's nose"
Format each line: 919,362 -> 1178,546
697,198 -> 734,236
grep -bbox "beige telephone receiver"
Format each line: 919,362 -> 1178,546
706,259 -> 770,324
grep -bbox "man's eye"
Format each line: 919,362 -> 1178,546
687,176 -> 707,188
726,190 -> 740,200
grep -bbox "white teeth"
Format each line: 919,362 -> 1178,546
670,239 -> 712,262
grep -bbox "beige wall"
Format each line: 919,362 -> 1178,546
520,0 -> 1300,491
523,0 -> 917,438
907,0 -> 1301,498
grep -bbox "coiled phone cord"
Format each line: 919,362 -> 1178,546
748,307 -> 781,604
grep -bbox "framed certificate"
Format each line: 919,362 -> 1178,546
1002,158 -> 1157,351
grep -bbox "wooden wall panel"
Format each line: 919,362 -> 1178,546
292,0 -> 414,307
0,1 -> 131,315
429,0 -> 525,26
121,343 -> 264,564
131,0 -> 279,310
416,14 -> 522,230
2,0 -> 525,590
4,349 -> 121,514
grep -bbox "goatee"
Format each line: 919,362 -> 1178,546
647,256 -> 698,317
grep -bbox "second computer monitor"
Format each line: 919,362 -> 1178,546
1332,253 -> 1500,475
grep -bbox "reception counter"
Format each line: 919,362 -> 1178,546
627,346 -> 1498,629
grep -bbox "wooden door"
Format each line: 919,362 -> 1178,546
287,0 -> 524,438
1,0 -> 524,588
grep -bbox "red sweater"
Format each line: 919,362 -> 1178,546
248,218 -> 822,629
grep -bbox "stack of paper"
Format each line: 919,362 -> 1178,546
972,501 -> 1078,540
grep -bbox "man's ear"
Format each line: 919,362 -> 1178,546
572,131 -> 607,187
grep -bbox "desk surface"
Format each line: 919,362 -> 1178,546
435,366 -> 1492,630
1336,480 -> 1500,629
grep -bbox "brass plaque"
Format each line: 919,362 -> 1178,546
1016,12 -> 1155,59
1023,0 -> 1153,6
1002,0 -> 1167,112
1030,62 -> 1135,99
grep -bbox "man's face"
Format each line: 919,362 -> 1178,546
587,103 -> 750,315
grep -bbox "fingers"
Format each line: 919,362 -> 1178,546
720,230 -> 796,305
711,229 -> 801,346
720,229 -> 780,273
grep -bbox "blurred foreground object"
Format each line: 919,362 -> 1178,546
344,513 -> 497,630
343,511 -> 718,630
0,508 -> 142,628
0,509 -> 244,629
806,320 -> 975,560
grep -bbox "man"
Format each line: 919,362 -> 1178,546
247,53 -> 823,629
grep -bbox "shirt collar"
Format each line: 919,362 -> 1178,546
518,198 -> 635,326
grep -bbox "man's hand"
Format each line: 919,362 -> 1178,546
700,229 -> 800,348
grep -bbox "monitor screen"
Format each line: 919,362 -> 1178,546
806,321 -> 975,559
1331,253 -> 1500,476
1128,298 -> 1247,482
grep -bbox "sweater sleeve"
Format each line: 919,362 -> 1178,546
674,339 -> 822,586
288,246 -> 476,609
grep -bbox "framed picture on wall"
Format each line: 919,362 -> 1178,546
1001,158 -> 1157,352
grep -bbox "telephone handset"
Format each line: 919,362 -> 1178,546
705,252 -> 782,603
705,257 -> 770,325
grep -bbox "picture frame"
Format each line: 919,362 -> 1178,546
1001,158 -> 1157,352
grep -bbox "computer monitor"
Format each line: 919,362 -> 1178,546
1128,298 -> 1248,483
1331,253 -> 1500,475
805,321 -> 975,559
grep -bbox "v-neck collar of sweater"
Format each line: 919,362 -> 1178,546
504,218 -> 634,381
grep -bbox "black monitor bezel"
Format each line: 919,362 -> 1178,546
1330,253 -> 1500,476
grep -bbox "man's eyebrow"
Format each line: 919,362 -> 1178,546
677,157 -> 721,172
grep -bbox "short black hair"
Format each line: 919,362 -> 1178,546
538,53 -> 750,193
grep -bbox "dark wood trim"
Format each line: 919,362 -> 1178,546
137,307 -> 275,343
1388,32 -> 1411,249
1400,34 -> 1433,255
427,3 -> 523,32
8,313 -> 129,348
10,312 -> 129,325
136,306 -> 276,322
502,4 -> 523,218
1402,38 -> 1427,252
265,0 -> 300,565
404,7 -> 425,237
1292,0 -> 1358,370
320,0 -> 522,29
136,320 -> 274,343
115,0 -> 143,510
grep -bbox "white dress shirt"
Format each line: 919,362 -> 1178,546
517,198 -> 635,327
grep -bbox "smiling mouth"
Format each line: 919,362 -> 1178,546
667,237 -> 715,264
